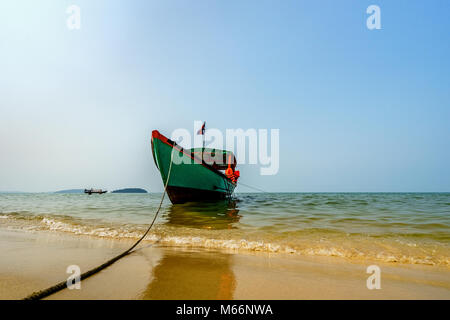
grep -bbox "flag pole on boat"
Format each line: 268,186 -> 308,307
197,121 -> 206,158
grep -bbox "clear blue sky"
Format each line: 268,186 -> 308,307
1,0 -> 449,192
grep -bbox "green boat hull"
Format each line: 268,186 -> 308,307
151,130 -> 236,204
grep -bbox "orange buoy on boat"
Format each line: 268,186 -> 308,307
225,154 -> 235,181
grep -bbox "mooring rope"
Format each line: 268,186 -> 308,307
23,149 -> 175,300
238,181 -> 268,193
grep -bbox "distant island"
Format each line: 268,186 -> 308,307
111,188 -> 148,194
54,188 -> 148,194
55,189 -> 84,194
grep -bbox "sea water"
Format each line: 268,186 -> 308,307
0,193 -> 449,266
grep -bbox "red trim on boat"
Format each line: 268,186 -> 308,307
151,130 -> 236,185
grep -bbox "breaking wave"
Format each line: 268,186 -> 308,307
0,211 -> 448,267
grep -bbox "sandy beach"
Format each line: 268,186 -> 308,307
1,228 -> 448,300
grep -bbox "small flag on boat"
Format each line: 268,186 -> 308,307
197,122 -> 206,135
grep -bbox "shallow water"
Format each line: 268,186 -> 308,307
0,193 -> 449,266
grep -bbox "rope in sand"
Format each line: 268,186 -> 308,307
23,149 -> 175,300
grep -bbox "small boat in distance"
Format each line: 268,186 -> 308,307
151,130 -> 240,204
84,189 -> 107,195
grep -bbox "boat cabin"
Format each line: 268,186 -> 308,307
190,148 -> 237,171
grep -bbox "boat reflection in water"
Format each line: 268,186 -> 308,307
141,200 -> 240,299
141,248 -> 236,299
161,200 -> 241,230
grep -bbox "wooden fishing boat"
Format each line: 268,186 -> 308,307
84,189 -> 107,195
151,130 -> 240,204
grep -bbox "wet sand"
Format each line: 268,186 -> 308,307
0,229 -> 449,300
